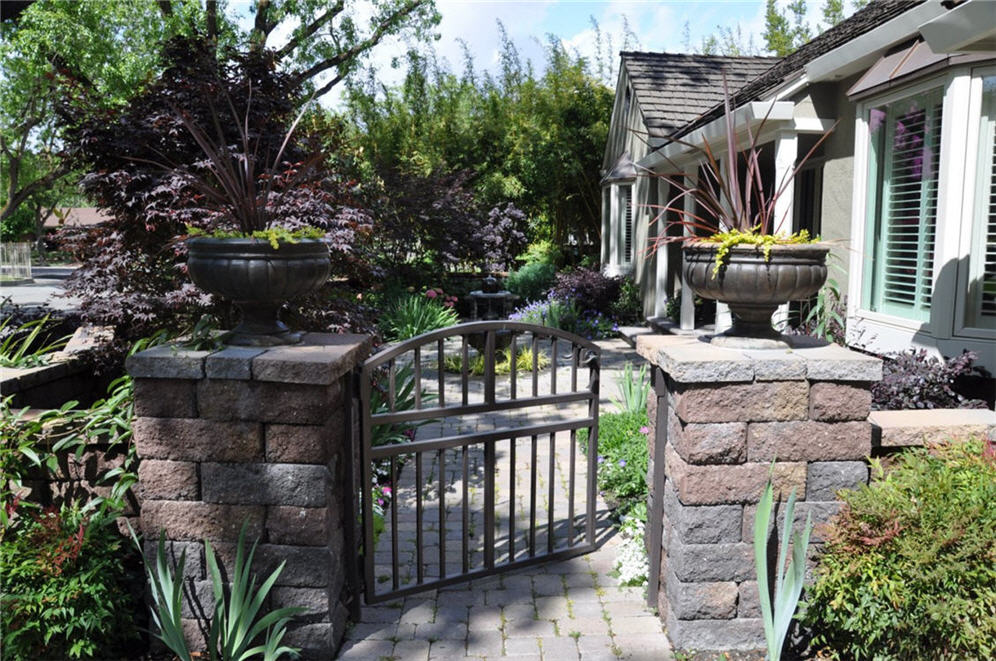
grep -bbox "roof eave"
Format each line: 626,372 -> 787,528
919,0 -> 996,53
637,101 -> 795,170
804,1 -> 947,83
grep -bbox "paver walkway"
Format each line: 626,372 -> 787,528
338,338 -> 674,660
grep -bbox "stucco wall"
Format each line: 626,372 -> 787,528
789,75 -> 862,297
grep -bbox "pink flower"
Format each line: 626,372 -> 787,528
382,486 -> 392,495
425,289 -> 438,299
640,426 -> 650,435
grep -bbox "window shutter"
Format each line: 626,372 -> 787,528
868,89 -> 943,321
969,76 -> 996,327
623,185 -> 633,263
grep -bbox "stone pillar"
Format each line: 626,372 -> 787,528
638,334 -> 881,653
127,334 -> 372,659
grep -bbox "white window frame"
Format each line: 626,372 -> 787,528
954,65 -> 996,338
848,65 -> 996,369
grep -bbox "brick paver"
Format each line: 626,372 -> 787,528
338,338 -> 672,660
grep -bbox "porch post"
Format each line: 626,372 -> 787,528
773,130 -> 798,330
680,170 -> 697,330
654,177 -> 671,318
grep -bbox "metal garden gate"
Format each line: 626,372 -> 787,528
358,321 -> 600,603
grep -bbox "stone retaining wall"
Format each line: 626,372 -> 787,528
127,334 -> 371,659
638,335 -> 882,652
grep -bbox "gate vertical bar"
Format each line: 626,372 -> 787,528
390,456 -> 399,590
462,444 -> 469,574
529,434 -> 537,556
508,437 -> 516,562
360,368 -> 376,602
416,451 -> 424,584
344,371 -> 362,621
484,330 -> 496,404
439,449 -> 447,578
646,366 -> 668,608
414,346 -> 422,408
547,432 -> 555,553
484,439 -> 496,569
437,339 -> 446,408
586,352 -> 600,546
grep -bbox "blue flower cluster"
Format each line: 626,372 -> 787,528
508,293 -> 617,340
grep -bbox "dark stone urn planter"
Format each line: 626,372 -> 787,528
683,241 -> 830,349
186,237 -> 330,346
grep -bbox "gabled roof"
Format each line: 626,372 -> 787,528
678,0 -> 925,137
620,52 -> 777,139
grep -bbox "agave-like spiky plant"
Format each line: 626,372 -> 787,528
753,478 -> 813,661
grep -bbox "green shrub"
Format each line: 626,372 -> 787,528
610,278 -> 643,323
803,439 -> 996,660
506,262 -> 556,303
1,506 -> 139,660
518,239 -> 560,266
380,293 -> 459,342
579,411 -> 649,514
443,346 -> 550,376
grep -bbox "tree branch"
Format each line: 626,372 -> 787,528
276,0 -> 345,61
310,72 -> 347,99
251,0 -> 279,52
157,1 -> 173,16
206,0 -> 218,41
291,0 -> 430,91
0,165 -> 70,224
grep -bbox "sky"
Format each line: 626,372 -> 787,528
230,0 -> 859,108
337,0 -> 772,104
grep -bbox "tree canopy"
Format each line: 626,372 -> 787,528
344,28 -> 612,254
0,0 -> 439,233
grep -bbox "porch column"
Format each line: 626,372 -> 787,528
773,131 -> 798,330
713,156 -> 732,334
129,334 -> 373,660
680,171 -> 697,330
608,185 -> 621,275
600,187 -> 611,268
654,177 -> 671,318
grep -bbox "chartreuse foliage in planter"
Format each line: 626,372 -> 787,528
704,228 -> 816,277
186,226 -> 324,250
803,439 -> 996,660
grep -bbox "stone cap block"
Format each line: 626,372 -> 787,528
252,333 -> 373,385
127,334 -> 372,384
127,345 -> 211,379
870,408 -> 996,448
636,333 -> 882,383
205,346 -> 266,380
637,335 -> 754,383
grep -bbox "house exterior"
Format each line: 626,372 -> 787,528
602,0 -> 996,373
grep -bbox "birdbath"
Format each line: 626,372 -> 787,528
466,276 -> 518,352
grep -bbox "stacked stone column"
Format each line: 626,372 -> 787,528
638,335 -> 881,652
127,334 -> 371,659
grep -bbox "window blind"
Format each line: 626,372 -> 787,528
867,89 -> 943,321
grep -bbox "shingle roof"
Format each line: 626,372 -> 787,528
677,0 -> 925,137
621,52 -> 778,138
